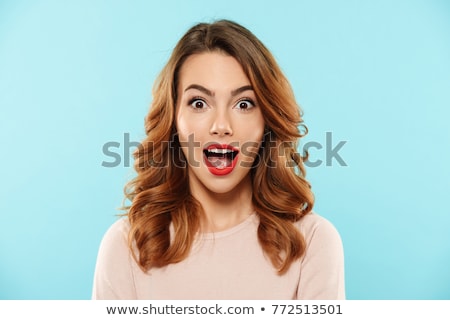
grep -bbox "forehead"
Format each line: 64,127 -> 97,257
177,52 -> 251,90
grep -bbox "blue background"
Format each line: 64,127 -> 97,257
1,0 -> 449,299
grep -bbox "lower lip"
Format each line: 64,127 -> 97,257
204,153 -> 239,176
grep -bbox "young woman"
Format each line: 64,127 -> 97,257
92,20 -> 345,299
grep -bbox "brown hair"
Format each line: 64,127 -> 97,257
124,20 -> 314,274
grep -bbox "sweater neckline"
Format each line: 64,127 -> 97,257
195,212 -> 258,240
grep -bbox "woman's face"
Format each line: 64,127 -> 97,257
175,51 -> 265,195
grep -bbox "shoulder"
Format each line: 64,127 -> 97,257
95,217 -> 132,269
296,212 -> 342,242
92,218 -> 137,299
95,218 -> 132,265
100,218 -> 130,246
295,212 -> 345,267
294,212 -> 346,299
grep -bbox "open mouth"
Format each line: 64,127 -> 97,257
203,144 -> 239,175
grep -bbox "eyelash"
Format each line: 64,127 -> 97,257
186,97 -> 256,111
235,98 -> 256,112
187,96 -> 208,112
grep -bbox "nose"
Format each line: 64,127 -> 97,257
209,109 -> 233,137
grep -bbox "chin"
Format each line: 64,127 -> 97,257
202,181 -> 240,195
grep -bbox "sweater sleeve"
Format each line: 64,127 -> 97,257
296,214 -> 346,300
91,219 -> 137,300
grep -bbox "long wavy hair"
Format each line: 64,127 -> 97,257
124,20 -> 314,275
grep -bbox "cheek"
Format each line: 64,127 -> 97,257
176,113 -> 204,162
248,112 -> 265,141
240,128 -> 265,157
247,121 -> 265,144
175,111 -> 191,143
176,112 -> 211,144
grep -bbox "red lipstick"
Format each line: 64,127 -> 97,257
203,144 -> 239,176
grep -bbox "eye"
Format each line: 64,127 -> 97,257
235,99 -> 255,111
188,97 -> 207,110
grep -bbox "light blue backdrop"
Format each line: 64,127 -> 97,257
1,0 -> 449,299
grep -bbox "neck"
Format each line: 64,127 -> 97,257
190,175 -> 254,233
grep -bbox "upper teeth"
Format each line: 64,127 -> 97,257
209,148 -> 233,154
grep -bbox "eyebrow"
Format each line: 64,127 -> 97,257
184,84 -> 253,97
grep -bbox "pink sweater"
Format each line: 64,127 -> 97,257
92,212 -> 345,299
